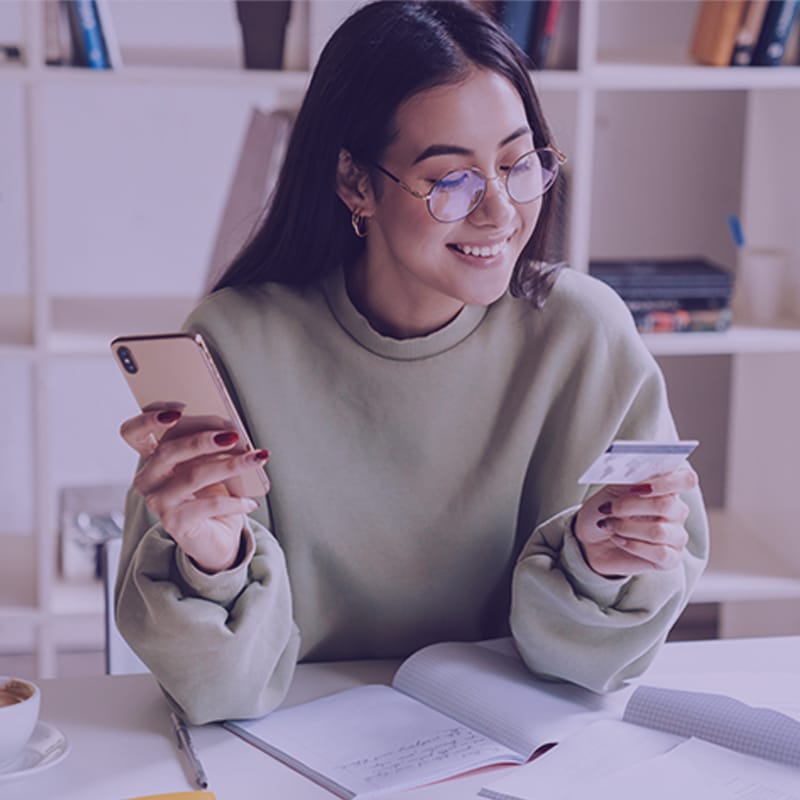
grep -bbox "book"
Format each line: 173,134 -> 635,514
223,639 -> 618,800
64,0 -> 110,69
44,1 -> 72,66
690,0 -> 748,66
631,307 -> 733,334
730,0 -> 770,64
529,0 -> 562,69
589,258 -> 734,305
94,0 -> 122,69
497,1 -> 539,55
751,0 -> 800,65
480,682 -> 800,800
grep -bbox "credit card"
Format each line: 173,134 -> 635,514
578,440 -> 698,485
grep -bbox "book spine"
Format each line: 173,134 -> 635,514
65,0 -> 110,69
498,1 -> 538,55
531,0 -> 562,69
731,0 -> 770,64
632,307 -> 732,334
752,0 -> 800,65
44,0 -> 72,66
690,0 -> 748,66
94,0 -> 122,69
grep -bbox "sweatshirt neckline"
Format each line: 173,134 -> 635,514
321,266 -> 487,360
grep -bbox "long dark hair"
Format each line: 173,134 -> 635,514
213,0 -> 564,303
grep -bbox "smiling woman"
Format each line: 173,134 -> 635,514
337,69 -> 553,337
114,1 -> 709,726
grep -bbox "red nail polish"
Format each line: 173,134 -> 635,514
253,449 -> 269,462
598,501 -> 612,515
214,431 -> 239,447
156,410 -> 181,425
630,483 -> 652,495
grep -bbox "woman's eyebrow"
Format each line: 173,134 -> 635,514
411,126 -> 533,165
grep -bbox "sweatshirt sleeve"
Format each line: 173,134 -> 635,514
509,278 -> 709,693
115,489 -> 301,724
510,489 -> 707,693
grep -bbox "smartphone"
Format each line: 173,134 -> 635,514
111,332 -> 268,498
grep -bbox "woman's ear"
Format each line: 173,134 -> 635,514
336,149 -> 376,215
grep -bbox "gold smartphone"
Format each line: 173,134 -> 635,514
110,332 -> 268,498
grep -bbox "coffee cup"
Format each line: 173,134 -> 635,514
0,677 -> 40,767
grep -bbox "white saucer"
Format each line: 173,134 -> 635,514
0,721 -> 70,782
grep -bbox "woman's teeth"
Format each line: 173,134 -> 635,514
453,242 -> 505,258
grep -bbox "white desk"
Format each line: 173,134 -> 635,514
5,636 -> 800,800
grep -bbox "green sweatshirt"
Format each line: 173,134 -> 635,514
116,266 -> 709,724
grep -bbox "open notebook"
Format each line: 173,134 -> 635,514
223,638 -> 619,799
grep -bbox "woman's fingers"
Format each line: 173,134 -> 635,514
161,494 -> 258,543
133,430 -> 244,496
120,408 -> 183,457
597,493 -> 690,526
576,462 -> 698,575
600,515 -> 690,547
608,528 -> 686,571
142,448 -> 269,514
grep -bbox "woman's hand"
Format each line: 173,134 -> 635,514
574,464 -> 698,578
120,408 -> 269,573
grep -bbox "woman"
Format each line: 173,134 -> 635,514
117,1 -> 708,725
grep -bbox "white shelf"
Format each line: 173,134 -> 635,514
594,55 -> 800,91
643,324 -> 800,357
35,62 -> 312,92
51,578 -> 104,618
48,296 -> 198,356
693,570 -> 800,604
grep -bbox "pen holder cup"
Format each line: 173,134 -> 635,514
733,247 -> 787,326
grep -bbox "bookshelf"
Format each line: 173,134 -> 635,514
1,0 -> 799,675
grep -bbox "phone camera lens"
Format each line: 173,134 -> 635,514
117,346 -> 138,374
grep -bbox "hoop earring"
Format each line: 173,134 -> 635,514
351,209 -> 368,239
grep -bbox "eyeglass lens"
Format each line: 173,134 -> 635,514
428,149 -> 560,222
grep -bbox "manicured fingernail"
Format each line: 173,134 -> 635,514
156,410 -> 181,425
630,483 -> 652,495
597,519 -> 608,529
247,449 -> 269,463
214,431 -> 239,447
244,499 -> 259,512
598,502 -> 612,515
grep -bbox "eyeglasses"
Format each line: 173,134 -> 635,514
371,146 -> 566,223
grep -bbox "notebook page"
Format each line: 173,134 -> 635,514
562,737 -> 800,800
225,684 -> 525,799
392,640 -> 620,757
623,686 -> 800,768
478,719 -> 683,800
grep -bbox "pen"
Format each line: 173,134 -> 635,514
727,213 -> 745,250
170,711 -> 209,790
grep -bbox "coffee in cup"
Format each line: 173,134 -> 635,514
0,679 -> 34,708
0,677 -> 40,767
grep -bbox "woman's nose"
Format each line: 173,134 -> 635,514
469,175 -> 515,227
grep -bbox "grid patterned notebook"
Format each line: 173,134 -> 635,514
623,685 -> 800,768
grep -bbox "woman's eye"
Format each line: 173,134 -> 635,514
436,171 -> 471,190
